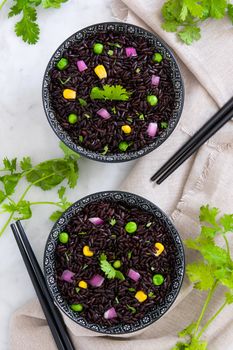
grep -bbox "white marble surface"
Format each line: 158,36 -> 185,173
0,1 -> 134,348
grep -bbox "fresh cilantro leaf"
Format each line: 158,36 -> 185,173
41,0 -> 67,9
9,3 -> 23,17
183,0 -> 205,18
78,231 -> 88,235
178,322 -> 196,338
179,4 -> 188,21
115,270 -> 125,281
171,342 -> 190,350
0,190 -> 6,204
3,157 -> 17,173
178,25 -> 201,45
49,210 -> 63,222
199,205 -> 219,227
220,214 -> 233,232
148,292 -> 155,298
107,42 -> 122,48
99,253 -> 125,280
90,85 -> 132,101
209,0 -> 227,19
2,200 -> 32,220
228,4 -> 233,24
14,200 -> 32,220
2,174 -> 21,195
100,258 -> 116,279
186,262 -> 215,290
162,0 -> 183,21
161,122 -> 168,129
188,337 -> 207,350
101,145 -> 109,155
15,7 -> 40,45
59,141 -> 80,160
225,292 -> 233,304
26,157 -> 78,190
58,186 -> 66,200
200,225 -> 217,238
20,157 -> 32,171
126,305 -> 136,314
128,287 -> 136,292
109,218 -> 116,226
78,98 -> 87,107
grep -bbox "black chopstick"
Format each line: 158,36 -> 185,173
11,222 -> 75,350
155,107 -> 233,184
151,96 -> 233,183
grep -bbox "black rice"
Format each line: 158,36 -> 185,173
55,200 -> 177,326
49,31 -> 175,155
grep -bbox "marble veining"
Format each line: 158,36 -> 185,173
0,1 -> 135,348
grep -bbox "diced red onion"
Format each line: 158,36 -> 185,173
97,108 -> 111,120
125,47 -> 137,57
128,268 -> 141,282
104,307 -> 117,319
77,60 -> 88,72
88,217 -> 104,225
147,122 -> 158,138
151,75 -> 160,86
61,270 -> 75,283
89,274 -> 105,287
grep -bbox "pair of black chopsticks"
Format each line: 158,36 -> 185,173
151,96 -> 233,184
11,221 -> 75,350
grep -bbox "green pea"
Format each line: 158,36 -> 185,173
56,58 -> 68,70
152,274 -> 164,286
125,221 -> 137,234
119,141 -> 129,152
93,43 -> 104,54
113,260 -> 122,269
70,303 -> 83,312
152,53 -> 163,63
147,95 -> 158,106
68,113 -> 78,124
58,232 -> 69,244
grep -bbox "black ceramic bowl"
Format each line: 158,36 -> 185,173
44,191 -> 185,334
42,22 -> 184,162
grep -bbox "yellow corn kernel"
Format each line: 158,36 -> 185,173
63,89 -> 76,100
83,245 -> 94,257
78,280 -> 88,289
154,242 -> 164,257
94,65 -> 107,79
121,125 -> 132,134
135,291 -> 147,303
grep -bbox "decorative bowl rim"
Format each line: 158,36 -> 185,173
43,190 -> 185,335
42,22 -> 185,163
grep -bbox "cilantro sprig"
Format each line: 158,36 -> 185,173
172,205 -> 233,350
99,253 -> 125,280
90,85 -> 132,101
1,0 -> 69,44
0,142 -> 79,236
161,0 -> 233,45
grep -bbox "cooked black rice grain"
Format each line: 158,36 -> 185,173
49,31 -> 175,154
55,200 -> 177,326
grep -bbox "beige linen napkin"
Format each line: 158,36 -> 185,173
10,1 -> 233,349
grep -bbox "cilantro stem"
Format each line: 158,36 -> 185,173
30,201 -> 62,207
197,300 -> 228,339
223,234 -> 231,259
193,280 -> 218,337
0,172 -> 57,237
0,0 -> 7,11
